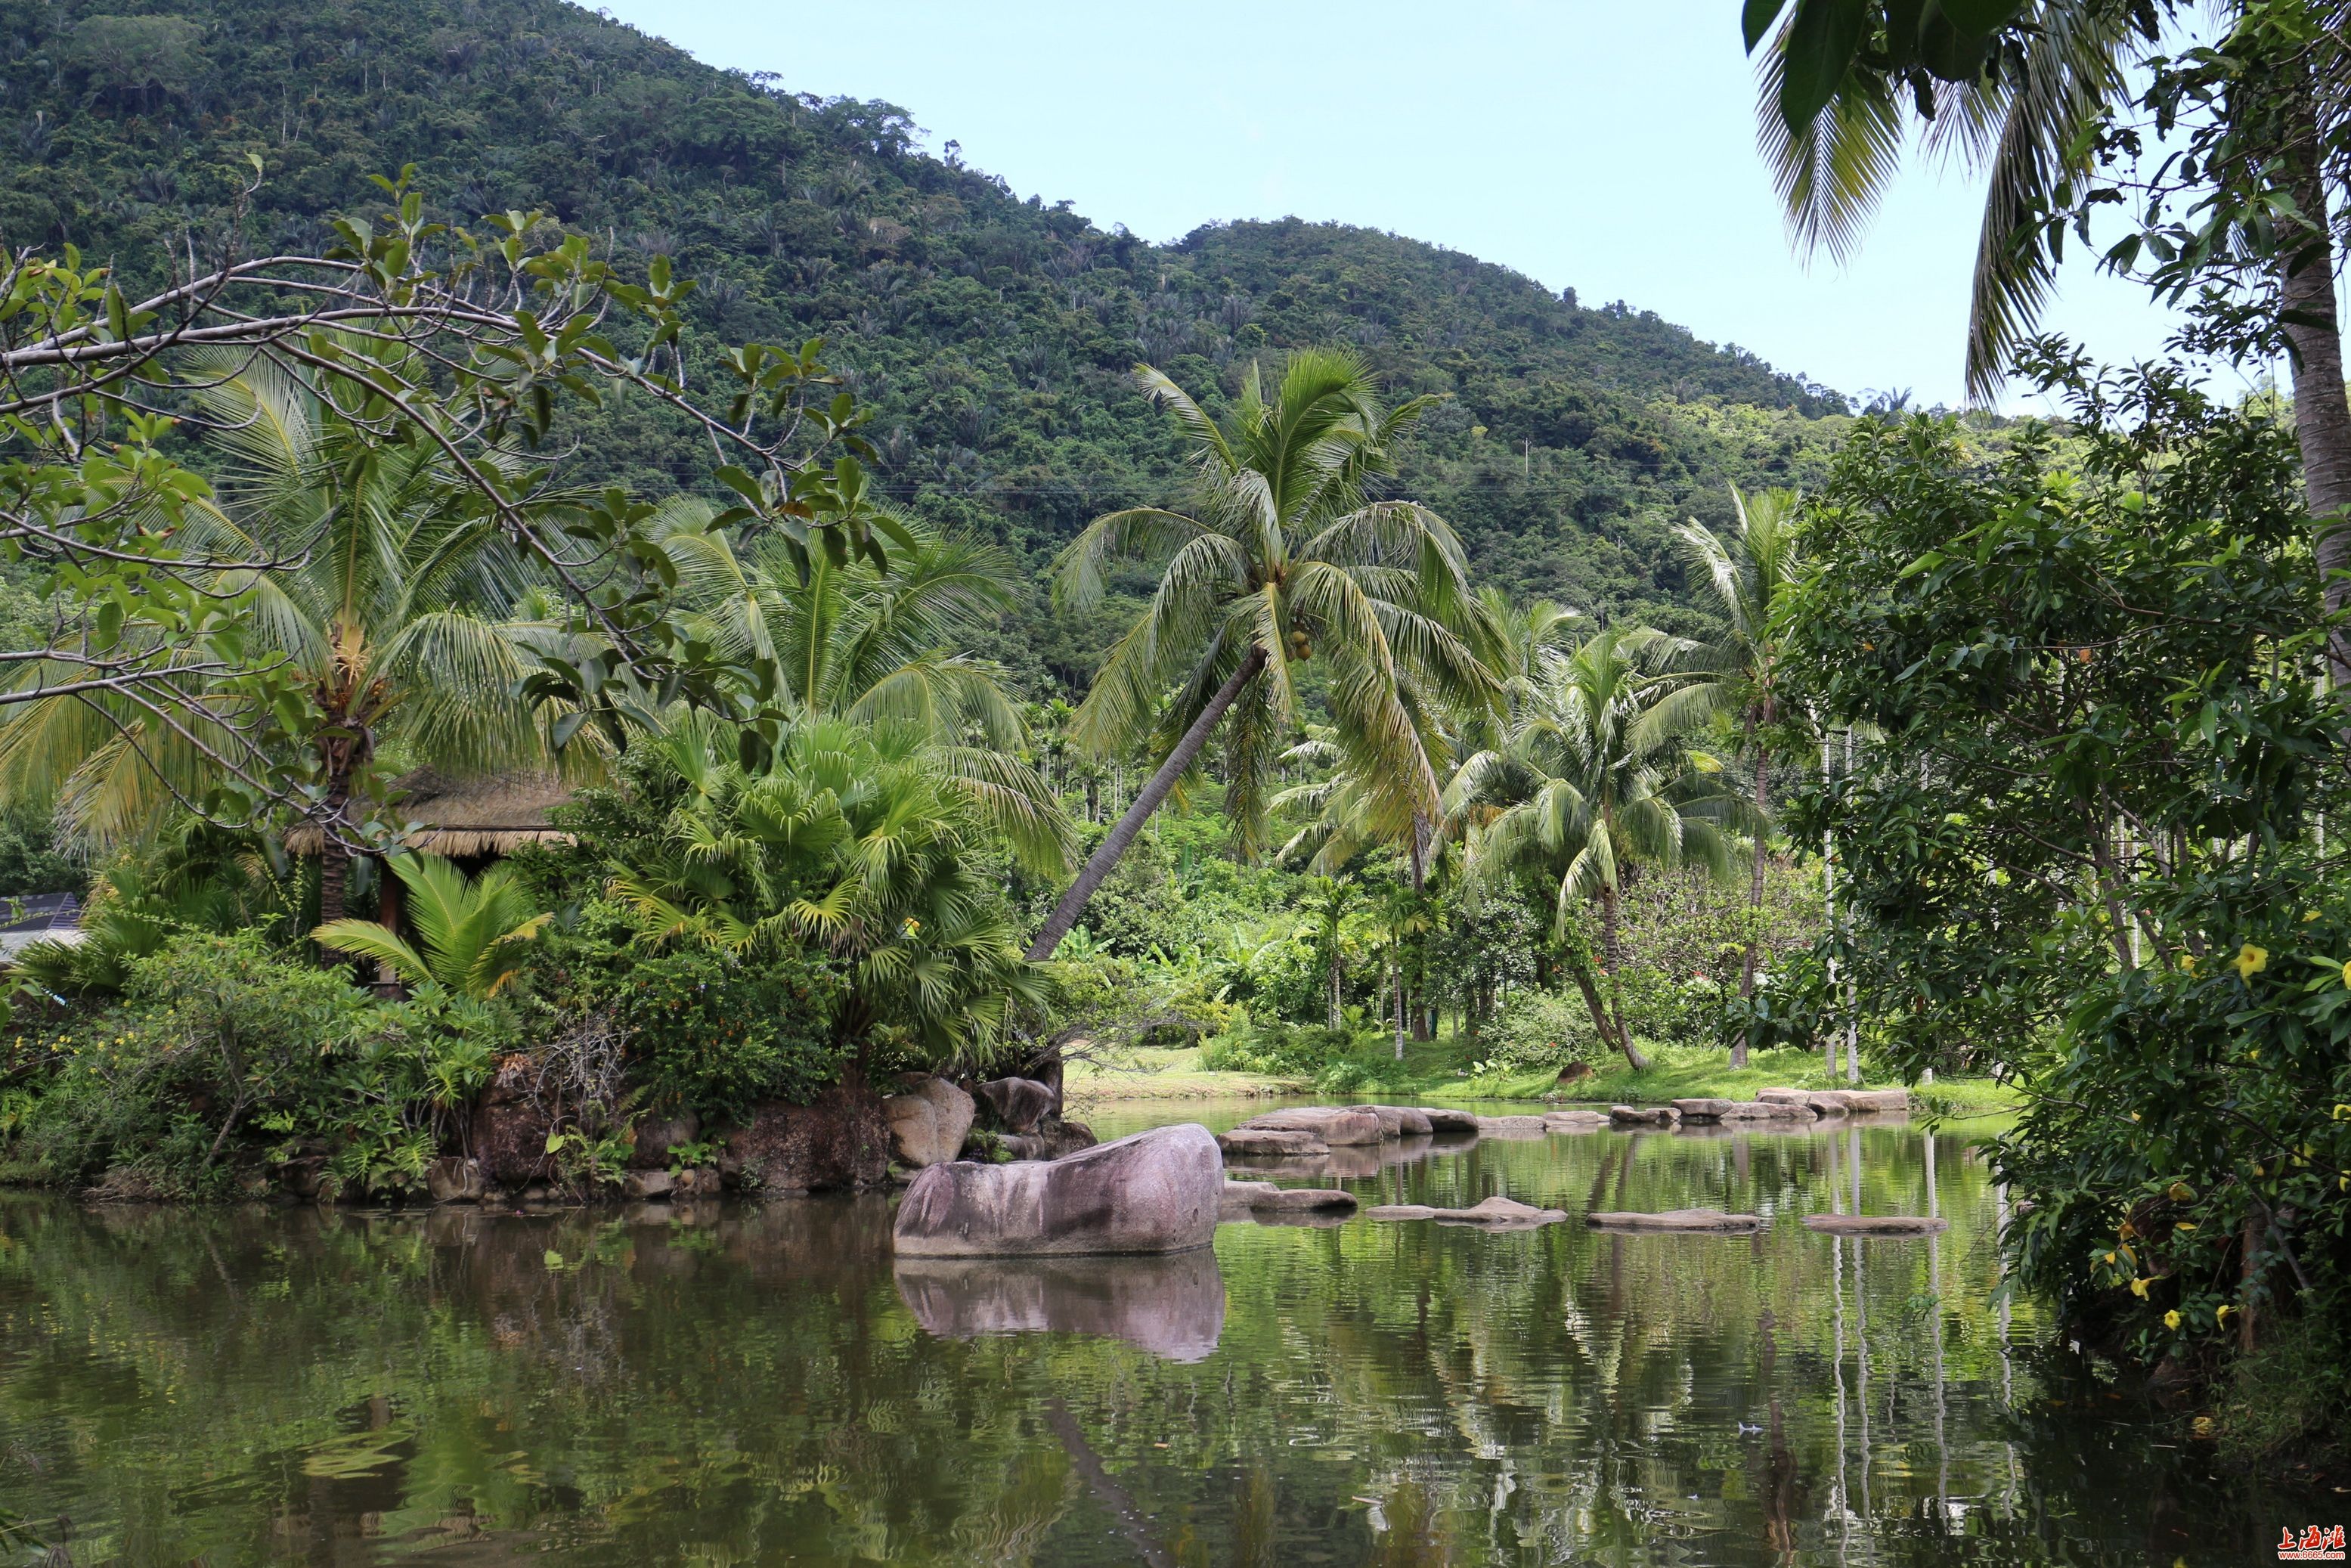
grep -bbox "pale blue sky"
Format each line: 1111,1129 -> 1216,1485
596,0 -> 2212,411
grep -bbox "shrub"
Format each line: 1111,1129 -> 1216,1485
1478,990 -> 1604,1072
528,903 -> 845,1120
1200,1017 -> 1355,1076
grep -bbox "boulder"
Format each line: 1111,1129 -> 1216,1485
1846,1088 -> 1912,1114
627,1110 -> 700,1170
1217,1127 -> 1330,1158
1804,1091 -> 1857,1117
721,1068 -> 893,1194
998,1134 -> 1048,1161
884,1076 -> 977,1169
1543,1108 -> 1610,1129
1476,1114 -> 1550,1138
894,1249 -> 1226,1362
1368,1105 -> 1434,1138
977,1076 -> 1057,1134
1609,1105 -> 1680,1127
1239,1106 -> 1383,1146
1670,1098 -> 1734,1123
1802,1213 -> 1949,1237
1246,1186 -> 1358,1213
892,1123 -> 1222,1257
1416,1107 -> 1483,1134
1367,1195 -> 1565,1227
1036,1117 -> 1099,1160
425,1156 -> 485,1204
1586,1208 -> 1766,1233
621,1168 -> 675,1201
1755,1087 -> 1815,1106
467,1057 -> 558,1190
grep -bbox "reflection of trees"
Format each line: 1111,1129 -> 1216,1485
0,1126 -> 2269,1564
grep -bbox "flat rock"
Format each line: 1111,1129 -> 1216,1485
621,1168 -> 675,1201
1364,1204 -> 1439,1220
1721,1099 -> 1815,1120
893,1123 -> 1220,1257
976,1076 -> 1057,1134
1671,1098 -> 1734,1122
1476,1114 -> 1549,1138
1367,1105 -> 1434,1137
1586,1207 -> 1766,1233
1415,1107 -> 1483,1133
1221,1179 -> 1281,1201
1240,1106 -> 1384,1146
1364,1195 -> 1566,1227
1247,1186 -> 1358,1213
1543,1108 -> 1609,1127
1609,1105 -> 1680,1127
1216,1127 -> 1329,1157
1846,1088 -> 1912,1114
1803,1213 -> 1949,1237
884,1076 -> 976,1168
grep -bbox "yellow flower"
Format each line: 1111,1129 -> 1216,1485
2253,1164 -> 2265,1178
2167,1181 -> 2195,1202
2130,1277 -> 2150,1297
2304,910 -> 2323,922
2341,959 -> 2351,990
2175,1221 -> 2198,1232
2216,1304 -> 2235,1324
2164,1309 -> 2182,1330
2179,955 -> 2198,975
2103,1250 -> 2117,1264
2233,943 -> 2267,980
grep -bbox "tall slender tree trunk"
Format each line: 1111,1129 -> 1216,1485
1735,700 -> 1773,1068
2278,169 -> 2351,682
1028,646 -> 1267,962
1597,883 -> 1653,1071
315,768 -> 354,935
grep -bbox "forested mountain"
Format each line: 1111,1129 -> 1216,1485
0,0 -> 1851,693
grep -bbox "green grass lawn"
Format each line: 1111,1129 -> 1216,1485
1065,1032 -> 2024,1116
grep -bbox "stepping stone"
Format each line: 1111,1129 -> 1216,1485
1586,1207 -> 1766,1233
1414,1108 -> 1483,1133
1608,1105 -> 1680,1127
1365,1196 -> 1567,1227
1247,1186 -> 1358,1213
1803,1213 -> 1949,1237
1239,1106 -> 1383,1146
1721,1099 -> 1814,1120
1367,1105 -> 1434,1137
1845,1089 -> 1912,1114
1217,1128 -> 1329,1157
1671,1098 -> 1734,1122
1476,1114 -> 1549,1138
1543,1108 -> 1609,1130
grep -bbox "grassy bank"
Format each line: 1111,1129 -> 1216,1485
1063,1036 -> 2023,1116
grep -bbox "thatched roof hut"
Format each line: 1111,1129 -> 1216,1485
287,770 -> 578,857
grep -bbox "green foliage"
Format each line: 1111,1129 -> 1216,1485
0,805 -> 85,897
314,853 -> 553,999
528,903 -> 844,1118
1479,989 -> 1604,1073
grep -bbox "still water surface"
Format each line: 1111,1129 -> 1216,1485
0,1100 -> 2316,1564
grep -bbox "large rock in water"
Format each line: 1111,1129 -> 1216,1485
884,1076 -> 975,1168
1238,1106 -> 1383,1145
893,1123 -> 1222,1257
1367,1105 -> 1433,1137
977,1077 -> 1056,1134
1217,1127 -> 1328,1157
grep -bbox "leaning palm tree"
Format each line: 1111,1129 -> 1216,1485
1448,628 -> 1745,1068
0,355 -> 583,923
1031,349 -> 1495,959
1678,486 -> 1801,1060
312,852 -> 551,999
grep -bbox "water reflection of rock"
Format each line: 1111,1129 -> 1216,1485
894,1249 -> 1225,1362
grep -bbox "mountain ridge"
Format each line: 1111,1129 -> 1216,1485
0,0 -> 1851,689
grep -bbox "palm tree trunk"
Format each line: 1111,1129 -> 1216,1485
1736,705 -> 1770,1069
1597,884 -> 1652,1071
1028,645 -> 1267,961
315,770 -> 353,937
2278,175 -> 2351,682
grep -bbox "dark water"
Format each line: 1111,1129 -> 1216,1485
0,1103 -> 2318,1566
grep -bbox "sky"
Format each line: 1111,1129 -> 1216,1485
591,0 -> 2215,411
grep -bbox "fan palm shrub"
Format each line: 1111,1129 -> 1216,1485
311,853 -> 552,999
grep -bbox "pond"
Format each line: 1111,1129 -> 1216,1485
0,1102 -> 2321,1565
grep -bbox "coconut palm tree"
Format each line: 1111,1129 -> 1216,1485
1677,486 -> 1801,1061
312,852 -> 551,999
1031,349 -> 1495,959
1448,628 -> 1745,1068
0,356 -> 581,925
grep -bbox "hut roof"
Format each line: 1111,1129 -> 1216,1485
287,770 -> 578,857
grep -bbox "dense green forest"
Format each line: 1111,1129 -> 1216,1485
0,0 -> 1853,692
